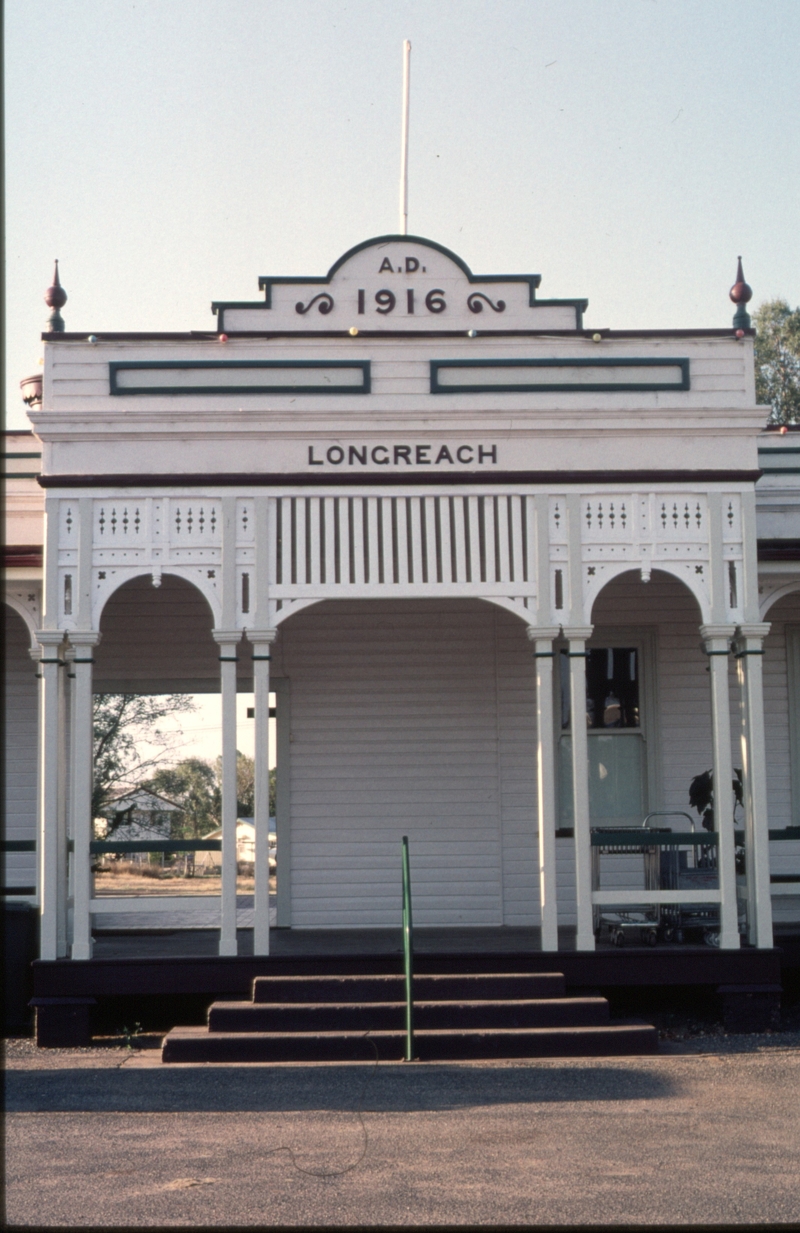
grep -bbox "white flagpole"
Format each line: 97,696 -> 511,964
399,39 -> 411,235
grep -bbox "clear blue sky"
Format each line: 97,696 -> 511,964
6,0 -> 799,429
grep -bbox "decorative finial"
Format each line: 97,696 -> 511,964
729,256 -> 752,330
44,260 -> 67,332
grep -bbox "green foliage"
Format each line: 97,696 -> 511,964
754,299 -> 800,425
236,752 -> 254,817
92,693 -> 196,819
148,753 -> 272,837
214,751 -> 256,818
145,758 -> 220,838
269,766 -> 277,817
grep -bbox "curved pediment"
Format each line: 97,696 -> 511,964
213,234 -> 587,333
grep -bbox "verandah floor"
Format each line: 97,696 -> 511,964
91,924 -> 570,960
86,923 -> 799,963
33,926 -> 785,1011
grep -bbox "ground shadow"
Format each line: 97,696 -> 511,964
6,1062 -> 677,1113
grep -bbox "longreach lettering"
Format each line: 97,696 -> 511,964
308,445 -> 498,467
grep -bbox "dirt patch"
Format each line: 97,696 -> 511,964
92,871 -> 276,897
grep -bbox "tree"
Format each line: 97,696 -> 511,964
92,693 -> 196,819
236,757 -> 278,818
754,299 -> 800,425
145,758 -> 220,837
142,753 -> 277,838
214,751 -> 256,817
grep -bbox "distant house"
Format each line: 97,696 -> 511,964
194,819 -> 276,872
97,788 -> 182,846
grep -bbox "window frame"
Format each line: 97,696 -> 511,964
555,626 -> 661,828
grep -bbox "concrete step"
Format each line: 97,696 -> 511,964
208,996 -> 610,1033
250,972 -> 567,1003
162,1022 -> 658,1063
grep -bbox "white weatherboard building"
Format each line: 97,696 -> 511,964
4,236 -> 800,973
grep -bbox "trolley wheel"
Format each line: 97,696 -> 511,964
614,930 -> 625,947
647,930 -> 658,947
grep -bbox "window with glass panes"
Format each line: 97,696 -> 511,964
559,646 -> 647,828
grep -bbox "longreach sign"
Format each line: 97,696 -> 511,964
307,444 -> 499,467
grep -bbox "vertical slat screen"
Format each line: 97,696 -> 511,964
451,497 -> 465,583
352,497 -> 366,585
324,496 -> 336,586
381,497 -> 393,585
424,496 -> 437,585
367,497 -> 380,585
295,497 -> 307,585
483,497 -> 496,584
395,498 -> 409,584
308,497 -> 321,585
440,497 -> 454,583
409,498 -> 423,585
267,494 -> 536,599
510,496 -> 524,584
467,497 -> 481,584
496,496 -> 510,584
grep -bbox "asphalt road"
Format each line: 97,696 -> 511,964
5,1037 -> 800,1227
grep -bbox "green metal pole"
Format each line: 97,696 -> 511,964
401,835 -> 415,1061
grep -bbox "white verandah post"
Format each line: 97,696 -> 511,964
69,631 -> 100,961
528,626 -> 560,951
215,631 -> 240,957
248,630 -> 277,955
34,631 -> 64,961
563,492 -> 595,950
563,627 -> 595,951
700,625 -> 740,950
56,642 -> 69,957
735,623 -> 774,948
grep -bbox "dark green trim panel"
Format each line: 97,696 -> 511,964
430,357 -> 691,394
1,452 -> 42,459
591,830 -> 717,847
109,359 -> 371,396
592,828 -> 800,845
60,840 -> 223,854
88,840 -> 222,854
44,328 -> 750,341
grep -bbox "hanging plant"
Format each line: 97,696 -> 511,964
688,768 -> 746,873
688,768 -> 743,831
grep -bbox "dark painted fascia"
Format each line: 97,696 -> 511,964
42,327 -> 755,342
39,469 -> 763,490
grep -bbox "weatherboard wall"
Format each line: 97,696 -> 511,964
36,334 -> 761,480
77,578 -> 800,928
3,609 -> 38,893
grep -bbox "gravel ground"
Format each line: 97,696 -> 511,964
5,1025 -> 800,1226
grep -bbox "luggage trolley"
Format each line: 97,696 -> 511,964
591,812 -> 699,947
653,813 -> 723,943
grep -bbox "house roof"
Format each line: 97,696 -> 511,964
106,788 -> 182,813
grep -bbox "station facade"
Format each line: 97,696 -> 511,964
5,235 -> 800,965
